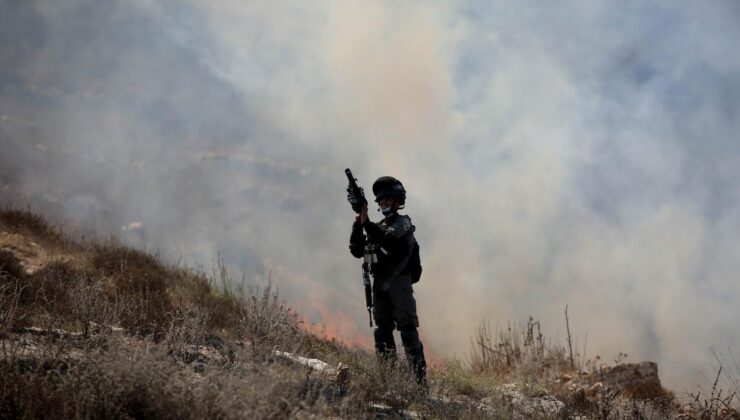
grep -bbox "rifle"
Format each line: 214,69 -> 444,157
345,168 -> 373,327
362,262 -> 373,327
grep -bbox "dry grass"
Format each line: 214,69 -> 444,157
29,262 -> 117,331
0,207 -> 57,239
453,317 -> 685,419
469,318 -> 570,387
0,277 -> 23,335
442,359 -> 502,398
0,208 -> 348,418
2,207 -> 734,419
0,334 -> 334,419
90,242 -> 175,336
0,251 -> 26,334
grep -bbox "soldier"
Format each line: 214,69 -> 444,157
348,176 -> 427,385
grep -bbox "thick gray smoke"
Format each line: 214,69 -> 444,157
2,0 -> 739,389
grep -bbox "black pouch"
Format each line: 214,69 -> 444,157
408,242 -> 422,284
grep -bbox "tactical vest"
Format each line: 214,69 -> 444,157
377,215 -> 422,285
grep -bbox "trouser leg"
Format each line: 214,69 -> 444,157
375,275 -> 427,385
386,275 -> 425,383
372,289 -> 397,360
400,326 -> 427,384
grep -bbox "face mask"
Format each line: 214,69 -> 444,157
381,207 -> 395,216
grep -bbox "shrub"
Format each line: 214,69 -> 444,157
0,334 -> 332,419
91,243 -> 173,335
0,207 -> 62,242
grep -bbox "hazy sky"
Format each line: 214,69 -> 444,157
1,0 -> 739,390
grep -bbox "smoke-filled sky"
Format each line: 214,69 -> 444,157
1,0 -> 739,390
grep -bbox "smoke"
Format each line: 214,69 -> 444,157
2,0 -> 739,389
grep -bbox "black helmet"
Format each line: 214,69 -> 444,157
372,176 -> 406,205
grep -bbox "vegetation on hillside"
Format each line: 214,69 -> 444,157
1,207 -> 737,419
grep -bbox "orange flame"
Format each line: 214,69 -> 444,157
295,297 -> 374,350
297,298 -> 446,368
262,257 -> 445,364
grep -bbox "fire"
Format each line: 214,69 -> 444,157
262,257 -> 445,363
419,330 -> 444,367
262,257 -> 374,350
297,298 -> 446,368
296,298 -> 373,350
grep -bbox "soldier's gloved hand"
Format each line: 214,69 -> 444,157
347,189 -> 364,207
347,191 -> 358,205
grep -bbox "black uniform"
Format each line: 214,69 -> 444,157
349,213 -> 427,382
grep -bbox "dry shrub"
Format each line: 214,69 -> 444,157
91,243 -> 173,335
0,277 -> 23,334
442,359 -> 501,398
470,318 -> 567,381
294,331 -> 348,364
163,308 -> 238,368
91,242 -> 166,276
0,334 -> 333,419
17,261 -> 117,332
0,251 -> 27,333
0,207 -> 61,242
72,275 -> 121,333
91,244 -> 244,337
238,282 -> 301,349
28,261 -> 82,311
166,309 -> 212,347
335,352 -> 496,418
170,269 -> 241,336
335,349 -> 425,410
573,388 -> 676,420
683,365 -> 740,420
710,350 -> 740,416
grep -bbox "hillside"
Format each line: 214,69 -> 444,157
0,207 -> 736,419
